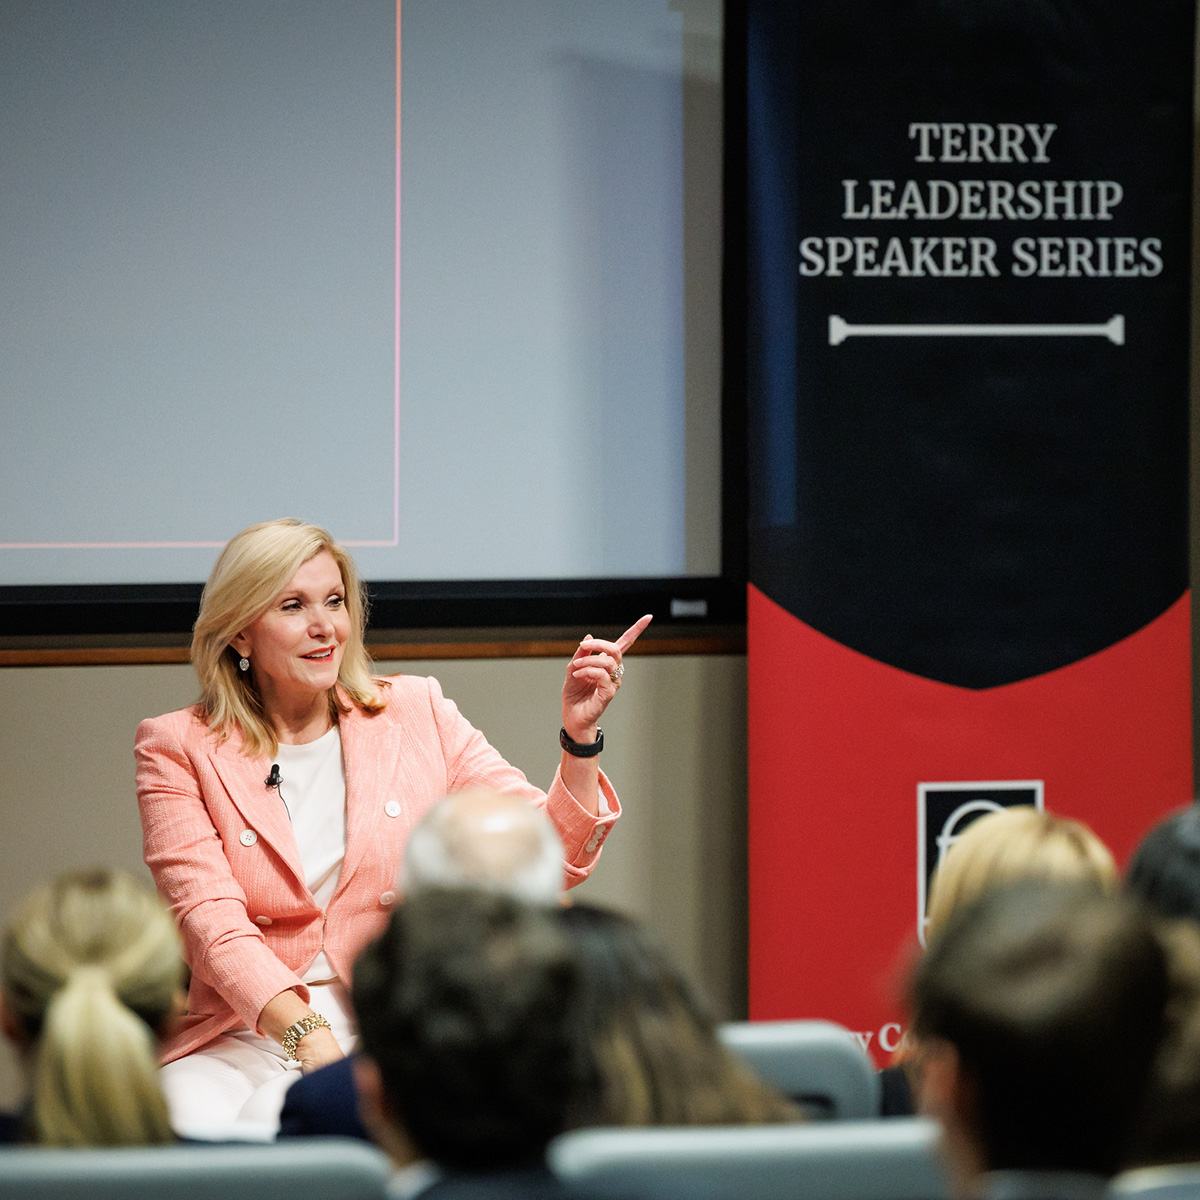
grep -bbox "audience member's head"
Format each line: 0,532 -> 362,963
0,868 -> 184,1146
561,904 -> 799,1126
401,787 -> 564,903
352,888 -> 588,1172
911,881 -> 1168,1189
1126,805 -> 1200,926
1122,918 -> 1200,1168
926,806 -> 1116,939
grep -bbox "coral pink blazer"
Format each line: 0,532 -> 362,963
135,674 -> 620,1063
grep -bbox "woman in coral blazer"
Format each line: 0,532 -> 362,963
135,518 -> 648,1136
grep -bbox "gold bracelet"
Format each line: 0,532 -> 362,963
281,1013 -> 331,1060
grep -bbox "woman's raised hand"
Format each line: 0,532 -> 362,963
561,614 -> 653,740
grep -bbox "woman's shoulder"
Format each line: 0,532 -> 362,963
370,672 -> 437,693
365,673 -> 437,708
135,704 -> 210,747
353,674 -> 448,723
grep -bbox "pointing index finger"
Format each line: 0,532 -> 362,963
615,613 -> 653,654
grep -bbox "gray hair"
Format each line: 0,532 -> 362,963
402,788 -> 564,904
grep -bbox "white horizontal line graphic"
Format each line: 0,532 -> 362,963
828,314 -> 1124,346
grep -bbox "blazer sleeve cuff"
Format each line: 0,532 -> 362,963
546,766 -> 621,884
201,934 -> 311,1032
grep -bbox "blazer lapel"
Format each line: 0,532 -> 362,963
207,732 -> 307,888
335,704 -> 404,900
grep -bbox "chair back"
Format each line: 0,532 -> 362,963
719,1020 -> 880,1119
0,1137 -> 390,1200
550,1118 -> 947,1200
1112,1165 -> 1200,1200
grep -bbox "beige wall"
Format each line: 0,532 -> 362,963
0,651 -> 747,1108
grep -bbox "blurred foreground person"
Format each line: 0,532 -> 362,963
1126,805 -> 1200,926
401,786 -> 567,902
353,890 -> 590,1200
278,789 -> 565,1141
1120,807 -> 1200,1185
882,808 -> 1117,1117
561,904 -> 799,1125
924,807 -> 1117,940
911,881 -> 1169,1200
0,869 -> 184,1146
1119,919 -> 1200,1177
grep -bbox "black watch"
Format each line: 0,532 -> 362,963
560,726 -> 604,757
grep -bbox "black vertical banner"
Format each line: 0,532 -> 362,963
747,2 -> 1193,1048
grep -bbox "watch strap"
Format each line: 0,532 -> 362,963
560,726 -> 604,757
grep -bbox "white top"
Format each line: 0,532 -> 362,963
272,726 -> 347,984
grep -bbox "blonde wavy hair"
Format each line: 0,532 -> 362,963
926,806 -> 1117,939
1,869 -> 184,1147
192,518 -> 387,757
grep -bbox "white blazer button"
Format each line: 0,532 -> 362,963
255,915 -> 273,926
239,830 -> 258,847
380,891 -> 397,907
385,800 -> 401,817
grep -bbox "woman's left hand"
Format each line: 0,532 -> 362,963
296,1026 -> 346,1074
562,614 -> 653,740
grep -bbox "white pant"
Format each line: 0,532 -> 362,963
160,982 -> 358,1140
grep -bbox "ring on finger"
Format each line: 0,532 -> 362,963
609,662 -> 625,684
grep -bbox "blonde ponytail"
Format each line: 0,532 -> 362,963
2,870 -> 182,1146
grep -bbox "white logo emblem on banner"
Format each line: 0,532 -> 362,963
917,780 -> 1044,945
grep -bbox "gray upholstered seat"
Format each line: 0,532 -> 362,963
1112,1165 -> 1200,1200
719,1020 -> 881,1119
549,1118 -> 948,1200
0,1137 -> 390,1200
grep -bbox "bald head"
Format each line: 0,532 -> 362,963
401,789 -> 564,904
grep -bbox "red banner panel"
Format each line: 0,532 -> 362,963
748,584 -> 1192,1055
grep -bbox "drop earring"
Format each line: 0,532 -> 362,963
238,657 -> 250,672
